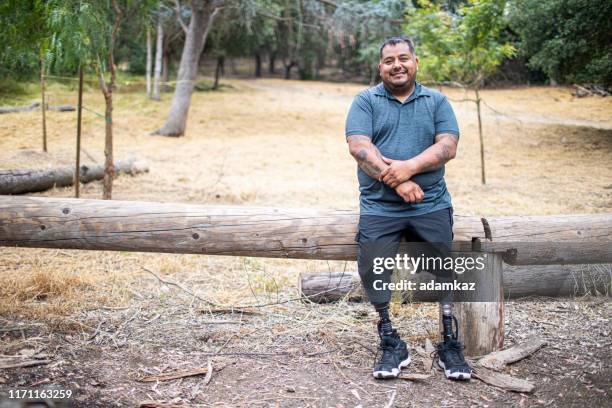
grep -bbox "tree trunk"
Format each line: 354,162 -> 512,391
0,159 -> 148,195
75,65 -> 84,198
153,2 -> 219,137
161,48 -> 170,92
102,90 -> 114,200
254,52 -> 262,78
40,58 -> 47,152
268,52 -> 276,74
475,88 -> 485,185
284,61 -> 296,79
152,8 -> 164,101
213,55 -> 224,90
146,26 -> 152,97
450,253 -> 504,356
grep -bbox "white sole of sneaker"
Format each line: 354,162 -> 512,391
438,359 -> 471,380
372,356 -> 411,379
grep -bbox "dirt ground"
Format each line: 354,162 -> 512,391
0,77 -> 611,407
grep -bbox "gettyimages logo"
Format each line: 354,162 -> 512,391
372,253 -> 487,275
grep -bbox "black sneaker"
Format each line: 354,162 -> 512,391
373,331 -> 411,379
435,338 -> 472,380
435,314 -> 471,380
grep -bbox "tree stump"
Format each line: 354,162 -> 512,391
441,252 -> 505,357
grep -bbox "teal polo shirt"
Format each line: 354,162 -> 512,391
345,82 -> 460,217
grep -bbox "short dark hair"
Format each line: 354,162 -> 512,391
379,37 -> 416,59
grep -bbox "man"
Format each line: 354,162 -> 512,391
345,37 -> 472,380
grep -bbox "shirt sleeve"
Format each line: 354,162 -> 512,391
345,91 -> 373,138
434,95 -> 460,138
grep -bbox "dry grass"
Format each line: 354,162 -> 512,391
0,77 -> 611,322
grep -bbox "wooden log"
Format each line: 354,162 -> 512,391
478,338 -> 547,371
0,102 -> 40,114
484,215 -> 612,265
298,263 -> 612,302
0,159 -> 149,195
0,196 -> 609,266
472,366 -> 535,393
49,104 -> 76,112
503,263 -> 612,298
453,253 -> 504,356
298,272 -> 359,303
0,197 -> 486,260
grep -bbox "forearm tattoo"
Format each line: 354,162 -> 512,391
420,134 -> 458,173
356,147 -> 385,179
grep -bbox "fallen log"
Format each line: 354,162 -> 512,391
298,264 -> 612,302
483,215 -> 612,265
49,104 -> 76,112
0,102 -> 75,114
0,197 -> 486,260
0,197 -> 610,265
0,159 -> 149,195
0,102 -> 40,114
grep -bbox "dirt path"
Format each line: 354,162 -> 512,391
1,287 -> 610,407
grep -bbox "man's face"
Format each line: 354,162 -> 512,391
378,42 -> 419,90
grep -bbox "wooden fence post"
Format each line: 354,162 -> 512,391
451,252 -> 504,356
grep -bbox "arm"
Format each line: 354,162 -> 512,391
347,134 -> 387,180
380,133 -> 458,188
347,135 -> 424,203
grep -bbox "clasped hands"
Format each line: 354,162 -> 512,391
380,157 -> 423,204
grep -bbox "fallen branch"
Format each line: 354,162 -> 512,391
139,367 -> 210,382
0,359 -> 53,369
397,373 -> 431,381
202,307 -> 263,316
478,338 -> 547,371
139,401 -> 186,408
472,366 -> 535,393
203,359 -> 213,385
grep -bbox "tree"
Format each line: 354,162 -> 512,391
152,1 -> 164,100
0,1 -> 48,78
405,0 -> 515,184
509,0 -> 611,88
152,0 -> 223,136
46,0 -> 153,199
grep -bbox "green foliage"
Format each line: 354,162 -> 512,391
45,0 -> 110,73
405,0 -> 515,87
333,0 -> 409,80
209,0 -> 278,58
0,0 -> 48,78
509,0 -> 611,87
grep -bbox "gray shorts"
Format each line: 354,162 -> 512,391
356,208 -> 454,304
